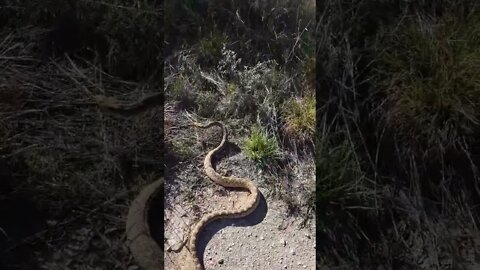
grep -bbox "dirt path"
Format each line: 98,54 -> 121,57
165,188 -> 315,270
164,142 -> 315,270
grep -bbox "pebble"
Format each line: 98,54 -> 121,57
218,259 -> 224,265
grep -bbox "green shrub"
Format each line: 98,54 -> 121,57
244,125 -> 281,165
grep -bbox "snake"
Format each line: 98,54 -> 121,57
94,93 -> 164,269
125,178 -> 164,270
94,93 -> 261,270
183,120 -> 261,270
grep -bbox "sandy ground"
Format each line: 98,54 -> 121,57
164,143 -> 315,270
165,187 -> 315,270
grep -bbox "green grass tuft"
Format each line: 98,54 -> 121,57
244,125 -> 281,165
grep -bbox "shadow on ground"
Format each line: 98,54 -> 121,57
196,192 -> 268,268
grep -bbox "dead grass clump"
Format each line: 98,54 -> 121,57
376,13 -> 480,155
282,95 -> 315,145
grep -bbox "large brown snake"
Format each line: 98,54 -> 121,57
94,94 -> 261,269
183,120 -> 260,270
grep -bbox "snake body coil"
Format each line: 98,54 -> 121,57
187,121 -> 260,269
95,94 -> 260,270
125,179 -> 163,270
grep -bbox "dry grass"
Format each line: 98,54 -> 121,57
163,0 -> 316,227
282,95 -> 316,144
376,12 -> 480,155
0,22 -> 162,268
316,0 -> 480,268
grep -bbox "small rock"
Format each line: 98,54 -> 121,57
290,249 -> 296,255
218,259 -> 224,265
284,265 -> 287,269
280,239 -> 286,246
260,236 -> 264,240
